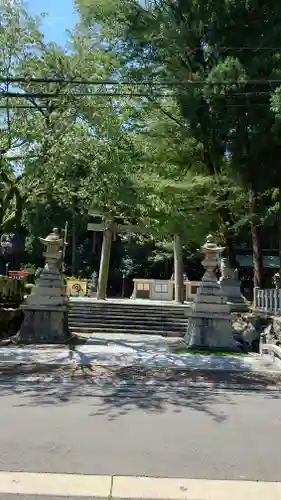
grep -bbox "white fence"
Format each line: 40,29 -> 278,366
254,287 -> 281,314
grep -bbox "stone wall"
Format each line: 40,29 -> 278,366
0,277 -> 25,340
232,312 -> 281,351
0,308 -> 24,340
262,317 -> 281,345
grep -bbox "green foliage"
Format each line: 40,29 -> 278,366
74,0 -> 281,282
1,0 -> 281,284
0,167 -> 22,234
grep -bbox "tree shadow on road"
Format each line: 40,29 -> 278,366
87,383 -> 233,422
0,364 -> 280,421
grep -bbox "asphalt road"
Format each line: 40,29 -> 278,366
1,379 -> 281,483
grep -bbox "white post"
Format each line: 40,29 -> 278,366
269,288 -> 274,312
273,288 -> 278,314
253,286 -> 259,309
265,290 -> 269,312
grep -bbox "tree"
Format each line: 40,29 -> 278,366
0,167 -> 23,272
75,0 -> 281,287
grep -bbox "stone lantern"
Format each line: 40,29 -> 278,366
219,256 -> 247,312
19,229 -> 69,343
185,234 -> 238,351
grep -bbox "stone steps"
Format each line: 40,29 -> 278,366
69,318 -> 185,328
69,312 -> 186,321
68,300 -> 188,337
69,326 -> 180,336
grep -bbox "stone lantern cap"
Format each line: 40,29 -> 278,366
39,228 -> 66,269
39,228 -> 64,246
201,234 -> 225,253
200,234 -> 225,273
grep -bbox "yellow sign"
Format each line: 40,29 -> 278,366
67,279 -> 88,297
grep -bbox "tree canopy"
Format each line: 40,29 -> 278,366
0,0 -> 280,289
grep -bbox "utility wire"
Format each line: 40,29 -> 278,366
0,92 -> 275,103
0,103 -> 275,110
1,77 -> 281,86
0,90 -> 278,99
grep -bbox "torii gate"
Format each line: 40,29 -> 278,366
87,216 -> 184,302
87,217 -> 145,300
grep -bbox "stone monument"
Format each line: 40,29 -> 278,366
219,257 -> 248,312
19,228 -> 69,343
185,235 -> 239,351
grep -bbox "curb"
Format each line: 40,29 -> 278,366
1,472 -> 281,499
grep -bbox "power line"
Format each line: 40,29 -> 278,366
219,47 -> 281,50
0,89 -> 279,97
0,91 -> 174,98
1,77 -> 281,86
0,103 -> 274,110
0,91 -> 277,102
0,105 -> 48,109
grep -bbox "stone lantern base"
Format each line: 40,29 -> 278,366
19,304 -> 69,344
186,275 -> 239,352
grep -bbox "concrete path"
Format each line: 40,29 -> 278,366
0,334 -> 280,372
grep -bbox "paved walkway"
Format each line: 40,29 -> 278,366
0,334 -> 280,372
1,472 -> 281,499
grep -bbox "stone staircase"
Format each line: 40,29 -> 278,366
68,299 -> 189,337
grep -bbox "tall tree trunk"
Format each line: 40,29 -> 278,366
249,186 -> 264,288
174,234 -> 184,303
97,229 -> 112,300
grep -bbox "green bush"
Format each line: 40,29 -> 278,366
20,264 -> 38,284
19,265 -> 43,284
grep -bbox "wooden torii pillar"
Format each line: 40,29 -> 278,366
174,234 -> 184,303
87,217 -> 185,303
87,217 -> 144,300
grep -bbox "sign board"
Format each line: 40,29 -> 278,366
87,223 -> 107,232
66,279 -> 88,297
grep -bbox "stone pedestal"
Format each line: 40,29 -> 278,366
19,228 -> 69,344
185,235 -> 239,351
219,258 -> 248,312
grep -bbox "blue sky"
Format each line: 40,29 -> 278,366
27,0 -> 77,45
